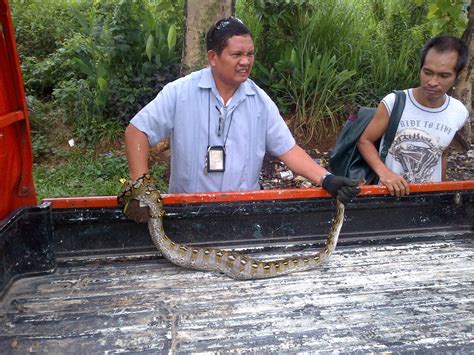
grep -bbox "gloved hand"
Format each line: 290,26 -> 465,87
321,173 -> 360,204
117,173 -> 159,223
122,199 -> 150,223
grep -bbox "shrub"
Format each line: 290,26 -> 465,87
10,0 -> 87,59
13,0 -> 184,147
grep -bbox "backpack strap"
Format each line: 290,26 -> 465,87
379,90 -> 406,162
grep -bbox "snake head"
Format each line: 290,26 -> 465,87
118,173 -> 163,218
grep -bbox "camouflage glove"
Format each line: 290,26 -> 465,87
118,173 -> 159,223
321,173 -> 360,204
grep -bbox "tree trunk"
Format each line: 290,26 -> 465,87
452,0 -> 473,150
181,0 -> 235,73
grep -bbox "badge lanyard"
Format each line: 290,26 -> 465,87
205,90 -> 234,173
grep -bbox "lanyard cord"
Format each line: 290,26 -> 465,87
207,90 -> 211,147
207,90 -> 234,149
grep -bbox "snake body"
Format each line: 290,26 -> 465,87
121,175 -> 345,280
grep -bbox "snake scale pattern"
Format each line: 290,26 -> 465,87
120,175 -> 345,280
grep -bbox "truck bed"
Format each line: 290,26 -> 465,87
1,184 -> 473,352
1,233 -> 472,353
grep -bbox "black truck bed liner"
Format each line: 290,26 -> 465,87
1,234 -> 472,353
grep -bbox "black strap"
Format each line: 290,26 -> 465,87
207,90 -> 211,148
380,90 -> 406,162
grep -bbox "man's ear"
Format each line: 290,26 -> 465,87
208,50 -> 217,67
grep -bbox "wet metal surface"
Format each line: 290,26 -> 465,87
1,235 -> 473,353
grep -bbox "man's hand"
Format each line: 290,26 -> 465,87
322,174 -> 361,204
122,199 -> 150,223
378,171 -> 409,197
118,173 -> 158,223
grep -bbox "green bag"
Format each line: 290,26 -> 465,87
329,91 -> 406,185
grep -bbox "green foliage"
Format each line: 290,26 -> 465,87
27,97 -> 58,160
10,0 -> 179,198
415,0 -> 468,36
356,0 -> 430,101
10,0 -> 86,59
33,149 -> 168,200
373,0 -> 429,49
362,41 -> 420,102
12,0 -> 184,147
11,0 -> 88,99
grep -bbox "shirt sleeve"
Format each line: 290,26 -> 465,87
381,92 -> 396,116
265,99 -> 296,157
129,81 -> 177,146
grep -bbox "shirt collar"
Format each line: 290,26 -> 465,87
198,67 -> 257,99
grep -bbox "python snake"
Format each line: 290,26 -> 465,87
120,174 -> 345,280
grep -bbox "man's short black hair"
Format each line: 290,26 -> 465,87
206,17 -> 252,55
420,35 -> 468,76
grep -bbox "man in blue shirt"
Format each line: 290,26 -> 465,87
122,17 -> 359,222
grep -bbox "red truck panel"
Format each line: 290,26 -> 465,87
0,0 -> 37,220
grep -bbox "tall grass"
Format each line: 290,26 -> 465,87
276,42 -> 357,142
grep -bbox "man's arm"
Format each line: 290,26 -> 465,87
125,124 -> 150,180
119,124 -> 155,224
278,145 -> 360,204
278,144 -> 328,185
357,102 -> 410,197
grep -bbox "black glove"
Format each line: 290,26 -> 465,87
322,173 -> 360,204
122,199 -> 150,223
118,174 -> 159,223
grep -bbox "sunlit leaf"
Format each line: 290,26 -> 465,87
146,34 -> 154,61
97,77 -> 107,91
145,10 -> 155,32
167,24 -> 176,50
290,48 -> 297,66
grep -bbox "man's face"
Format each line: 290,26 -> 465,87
419,48 -> 458,105
208,34 -> 254,90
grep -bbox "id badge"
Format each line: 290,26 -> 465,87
206,146 -> 225,172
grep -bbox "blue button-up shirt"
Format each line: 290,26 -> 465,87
130,68 -> 295,193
